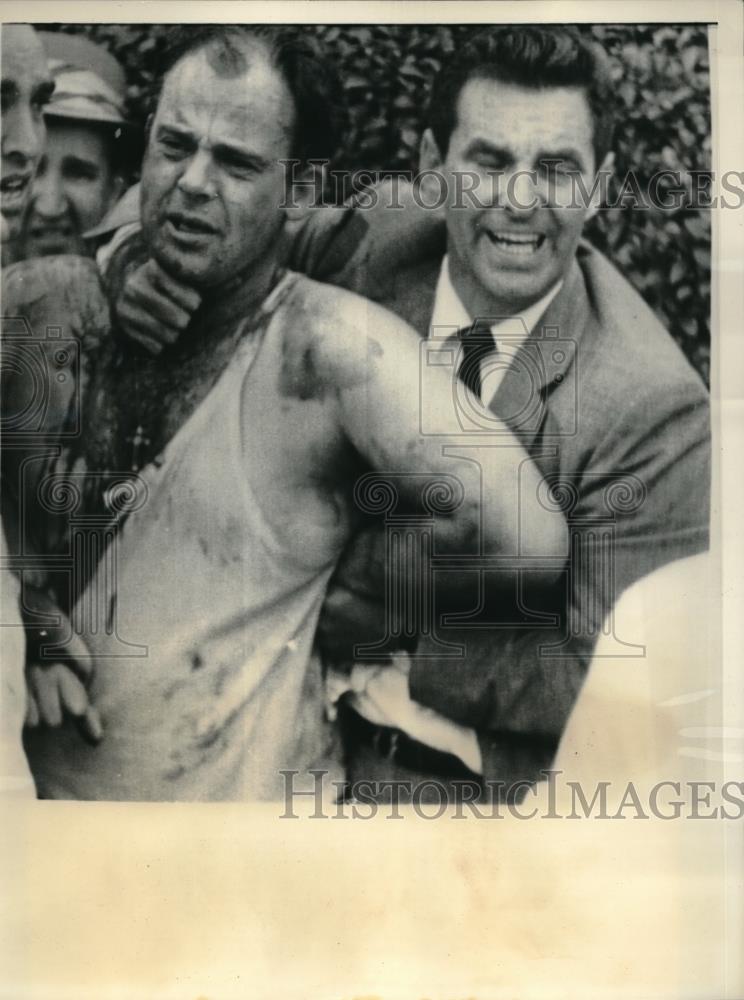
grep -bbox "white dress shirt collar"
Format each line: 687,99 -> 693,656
429,255 -> 563,407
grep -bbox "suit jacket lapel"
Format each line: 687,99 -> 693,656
487,253 -> 589,450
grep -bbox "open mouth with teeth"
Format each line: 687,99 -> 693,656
0,174 -> 32,212
482,230 -> 546,255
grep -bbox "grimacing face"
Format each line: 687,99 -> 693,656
1,24 -> 53,246
21,118 -> 124,258
140,42 -> 295,290
425,78 -> 610,319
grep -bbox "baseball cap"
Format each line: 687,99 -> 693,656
38,31 -> 131,129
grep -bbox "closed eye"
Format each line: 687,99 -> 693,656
214,147 -> 265,178
156,128 -> 193,160
462,140 -> 512,173
537,156 -> 582,177
473,153 -> 510,171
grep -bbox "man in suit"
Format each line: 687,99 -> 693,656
287,26 -> 706,802
102,26 -> 711,801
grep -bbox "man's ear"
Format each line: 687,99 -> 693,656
418,129 -> 449,214
284,161 -> 325,223
419,128 -> 443,174
585,151 -> 615,221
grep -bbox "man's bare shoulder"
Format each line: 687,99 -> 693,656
274,272 -> 424,405
281,271 -> 421,383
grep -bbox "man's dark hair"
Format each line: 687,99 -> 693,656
156,25 -> 342,167
427,26 -> 615,167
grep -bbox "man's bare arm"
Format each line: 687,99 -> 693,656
320,301 -> 567,568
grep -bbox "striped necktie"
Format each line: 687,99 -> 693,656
456,320 -> 496,400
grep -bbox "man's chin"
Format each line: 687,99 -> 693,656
152,246 -> 211,289
476,263 -> 558,315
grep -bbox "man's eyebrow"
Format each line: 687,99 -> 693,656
463,138 -> 513,161
155,123 -> 271,169
463,137 -> 591,172
156,122 -> 195,141
212,142 -> 271,170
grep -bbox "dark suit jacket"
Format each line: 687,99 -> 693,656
292,202 -> 711,787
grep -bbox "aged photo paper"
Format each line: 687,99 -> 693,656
1,1 -> 742,997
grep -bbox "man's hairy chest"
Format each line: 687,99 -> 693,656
80,307 -> 267,477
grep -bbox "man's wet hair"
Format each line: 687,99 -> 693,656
156,25 -> 343,167
427,26 -> 616,167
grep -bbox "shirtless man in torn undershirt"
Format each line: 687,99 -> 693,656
4,26 -> 566,800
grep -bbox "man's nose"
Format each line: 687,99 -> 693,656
2,105 -> 46,168
499,168 -> 547,217
31,168 -> 66,221
176,149 -> 218,200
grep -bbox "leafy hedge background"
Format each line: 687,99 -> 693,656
45,23 -> 712,383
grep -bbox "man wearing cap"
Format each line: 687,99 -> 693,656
18,31 -> 137,261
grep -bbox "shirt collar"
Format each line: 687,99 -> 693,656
430,254 -> 472,335
430,254 -> 563,343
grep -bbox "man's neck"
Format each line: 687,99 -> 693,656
193,252 -> 282,332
